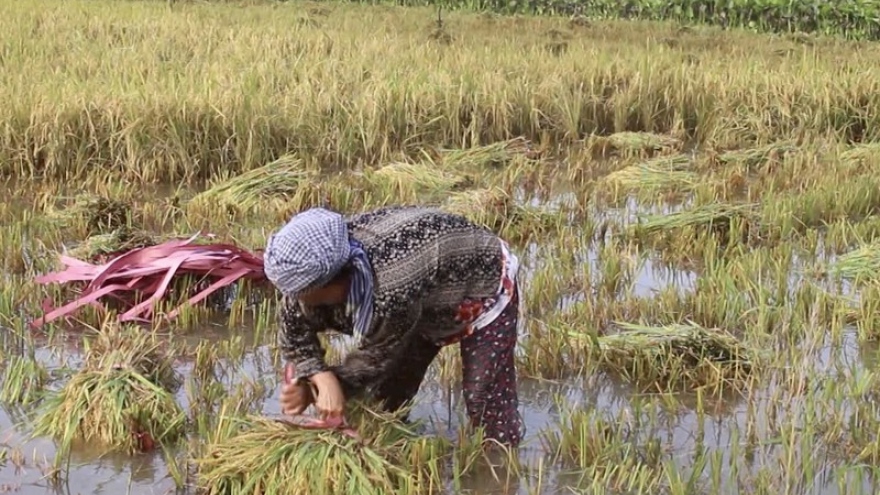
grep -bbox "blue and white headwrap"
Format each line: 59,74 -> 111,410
346,238 -> 374,337
264,207 -> 375,336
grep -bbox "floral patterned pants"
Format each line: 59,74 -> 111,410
371,287 -> 524,447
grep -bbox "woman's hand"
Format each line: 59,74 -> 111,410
310,371 -> 346,419
280,379 -> 314,415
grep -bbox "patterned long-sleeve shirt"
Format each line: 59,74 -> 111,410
277,205 -> 505,399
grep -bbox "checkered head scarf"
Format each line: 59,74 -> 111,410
263,208 -> 353,297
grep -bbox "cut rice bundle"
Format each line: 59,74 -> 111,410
32,233 -> 266,328
600,154 -> 698,194
195,402 -> 450,495
433,137 -> 539,170
364,161 -> 474,202
633,202 -> 759,237
825,240 -> 880,285
31,324 -> 185,455
571,321 -> 758,392
188,154 -> 317,213
46,194 -> 133,236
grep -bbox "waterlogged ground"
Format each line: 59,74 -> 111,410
6,0 -> 880,494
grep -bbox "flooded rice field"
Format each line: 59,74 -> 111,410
5,0 -> 880,493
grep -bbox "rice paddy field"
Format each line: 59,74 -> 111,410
4,0 -> 880,494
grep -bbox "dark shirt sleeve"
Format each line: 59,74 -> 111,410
277,295 -> 336,380
330,302 -> 423,399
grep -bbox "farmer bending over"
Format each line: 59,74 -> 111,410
263,205 -> 525,447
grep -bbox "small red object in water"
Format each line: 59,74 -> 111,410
31,233 -> 267,329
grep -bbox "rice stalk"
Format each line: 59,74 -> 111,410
0,354 -> 49,406
569,321 -> 759,392
441,186 -> 561,239
30,322 -> 185,456
194,402 -> 451,495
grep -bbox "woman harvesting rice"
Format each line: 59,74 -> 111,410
263,205 -> 525,447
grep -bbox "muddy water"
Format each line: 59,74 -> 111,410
0,192 -> 878,495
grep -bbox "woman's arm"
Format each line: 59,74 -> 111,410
277,295 -> 339,380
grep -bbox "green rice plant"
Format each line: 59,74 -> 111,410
193,401 -> 451,495
0,354 -> 49,406
30,322 -> 185,457
568,321 -> 759,392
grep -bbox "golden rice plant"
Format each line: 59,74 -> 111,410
194,402 -> 451,495
45,194 -> 133,236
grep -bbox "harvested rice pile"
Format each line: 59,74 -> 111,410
714,141 -> 797,168
46,194 -> 133,236
188,154 -> 317,214
633,202 -> 759,238
66,227 -> 165,262
600,155 -> 698,195
434,137 -> 538,170
364,161 -> 474,203
31,323 -> 185,455
195,402 -> 450,495
441,186 -> 558,239
577,321 -> 758,392
588,132 -> 682,158
826,241 -> 880,284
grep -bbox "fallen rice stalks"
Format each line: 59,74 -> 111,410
825,241 -> 880,284
588,132 -> 682,158
188,154 -> 316,213
432,137 -> 539,170
633,202 -> 759,237
66,227 -> 167,262
32,233 -> 266,328
31,323 -> 185,456
46,194 -> 132,236
600,154 -> 698,193
364,161 -> 474,202
194,402 -> 450,495
441,186 -> 561,238
715,141 -> 798,169
572,321 -> 757,392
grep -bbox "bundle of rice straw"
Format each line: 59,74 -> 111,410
433,137 -> 538,170
364,161 -> 473,202
195,402 -> 450,495
599,154 -> 697,193
841,143 -> 880,166
715,141 -> 797,168
588,132 -> 682,158
441,186 -> 558,238
188,154 -> 317,213
31,232 -> 266,329
46,194 -> 132,235
31,323 -> 185,455
826,240 -> 880,285
66,227 -> 166,262
573,321 -> 757,392
633,202 -> 759,237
